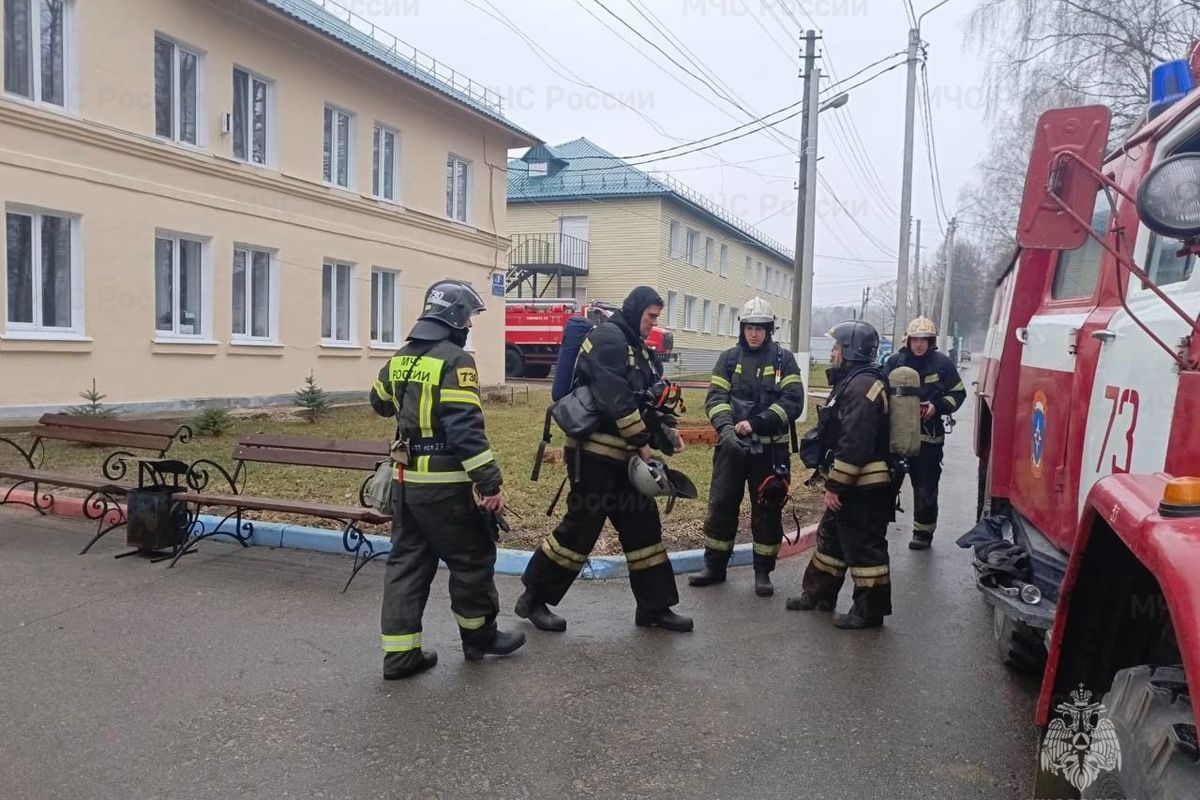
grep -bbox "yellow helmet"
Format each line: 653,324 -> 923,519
905,316 -> 938,339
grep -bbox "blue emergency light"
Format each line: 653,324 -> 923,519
1150,59 -> 1195,119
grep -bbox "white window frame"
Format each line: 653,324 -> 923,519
153,230 -> 212,341
372,123 -> 400,202
744,255 -> 752,286
232,66 -> 273,167
446,153 -> 471,223
154,34 -> 204,147
683,295 -> 698,331
527,160 -> 548,177
323,104 -> 354,189
321,260 -> 356,345
4,205 -> 83,337
370,267 -> 402,348
719,244 -> 729,277
666,290 -> 678,328
717,303 -> 726,337
668,221 -> 683,259
3,0 -> 76,110
704,237 -> 715,272
702,299 -> 713,333
756,261 -> 764,289
231,244 -> 278,342
686,228 -> 702,267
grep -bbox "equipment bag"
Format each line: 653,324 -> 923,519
886,365 -> 922,458
551,315 -> 595,401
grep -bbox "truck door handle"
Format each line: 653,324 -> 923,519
1091,329 -> 1117,343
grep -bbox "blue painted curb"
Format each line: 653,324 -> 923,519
193,514 -> 774,579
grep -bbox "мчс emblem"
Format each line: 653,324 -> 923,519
1031,390 -> 1047,478
1038,684 -> 1121,791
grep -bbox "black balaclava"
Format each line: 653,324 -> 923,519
448,326 -> 469,348
617,286 -> 665,342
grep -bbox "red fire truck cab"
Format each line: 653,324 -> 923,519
504,299 -> 675,379
975,56 -> 1200,796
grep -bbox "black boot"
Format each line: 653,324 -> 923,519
688,565 -> 726,587
908,531 -> 933,550
514,590 -> 567,632
635,607 -> 694,632
463,629 -> 527,661
754,569 -> 774,597
833,613 -> 884,630
383,650 -> 438,680
785,592 -> 835,612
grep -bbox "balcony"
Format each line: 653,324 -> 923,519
508,233 -> 589,276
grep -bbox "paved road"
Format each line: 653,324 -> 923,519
0,388 -> 1040,799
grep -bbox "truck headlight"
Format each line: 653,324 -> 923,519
1137,153 -> 1200,239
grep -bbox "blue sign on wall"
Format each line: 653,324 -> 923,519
491,273 -> 505,297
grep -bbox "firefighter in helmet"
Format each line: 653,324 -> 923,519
690,296 -> 806,596
788,320 -> 896,629
884,316 -> 966,550
369,279 -> 525,680
515,286 -> 694,634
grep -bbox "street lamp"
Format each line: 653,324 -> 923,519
819,92 -> 850,113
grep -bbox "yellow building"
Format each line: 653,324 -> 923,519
506,139 -> 796,374
0,0 -> 535,418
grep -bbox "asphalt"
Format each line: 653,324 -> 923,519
0,383 -> 1041,800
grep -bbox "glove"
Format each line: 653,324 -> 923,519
719,425 -> 744,451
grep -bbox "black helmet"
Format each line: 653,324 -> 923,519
408,280 -> 485,341
828,320 -> 879,364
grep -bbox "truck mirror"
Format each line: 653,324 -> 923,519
1137,153 -> 1200,239
1016,105 -> 1111,250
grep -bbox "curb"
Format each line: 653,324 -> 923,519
5,490 -> 817,578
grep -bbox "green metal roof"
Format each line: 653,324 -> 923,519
508,138 -> 793,261
258,0 -> 537,143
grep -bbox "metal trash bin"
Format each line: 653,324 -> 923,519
126,485 -> 188,553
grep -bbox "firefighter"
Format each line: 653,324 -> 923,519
515,286 -> 694,634
689,296 -> 805,597
787,320 -> 896,629
884,316 -> 966,550
370,279 -> 525,680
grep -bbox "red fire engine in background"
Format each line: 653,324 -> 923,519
504,299 -> 675,378
973,53 -> 1200,796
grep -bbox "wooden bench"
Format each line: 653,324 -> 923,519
177,434 -> 392,591
0,414 -> 193,554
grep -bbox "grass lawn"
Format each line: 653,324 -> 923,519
1,388 -> 823,555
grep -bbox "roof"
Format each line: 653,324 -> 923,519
257,0 -> 537,144
507,138 -> 794,262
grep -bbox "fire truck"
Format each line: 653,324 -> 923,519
504,299 -> 675,378
974,56 -> 1200,796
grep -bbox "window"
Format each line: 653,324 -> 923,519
702,299 -> 712,333
717,303 -> 726,336
232,246 -> 274,340
446,154 -> 469,222
321,261 -> 354,343
766,267 -> 774,295
4,0 -> 70,106
704,237 -> 715,272
720,244 -> 729,277
5,208 -> 78,333
154,233 -> 207,337
232,67 -> 270,165
744,255 -> 752,286
323,105 -> 353,188
1146,234 -> 1195,287
372,124 -> 398,201
757,261 -> 764,290
666,290 -> 678,328
669,221 -> 683,258
154,36 -> 200,145
527,160 -> 547,177
683,295 -> 697,330
371,268 -> 401,346
1051,198 -> 1109,300
686,228 -> 702,267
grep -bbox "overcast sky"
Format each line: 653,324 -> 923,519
362,0 -> 990,306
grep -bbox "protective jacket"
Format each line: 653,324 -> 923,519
369,338 -> 501,500
819,365 -> 892,494
883,347 -> 965,444
705,338 -> 805,445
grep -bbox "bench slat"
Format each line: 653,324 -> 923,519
35,427 -> 173,452
182,492 -> 389,524
38,414 -> 183,438
233,445 -> 383,472
0,466 -> 129,494
238,433 -> 388,456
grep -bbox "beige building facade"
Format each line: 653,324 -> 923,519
506,139 -> 795,373
0,0 -> 535,418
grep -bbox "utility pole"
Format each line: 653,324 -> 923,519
938,216 -> 957,352
892,25 -> 921,349
790,30 -> 819,421
860,285 -> 870,321
913,218 -> 922,317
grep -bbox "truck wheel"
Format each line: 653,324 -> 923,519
505,347 -> 524,378
524,364 -> 552,379
1079,665 -> 1199,800
993,606 -> 1047,674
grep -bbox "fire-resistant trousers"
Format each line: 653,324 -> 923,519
909,441 -> 944,538
522,450 -> 679,611
800,487 -> 894,620
701,442 -> 788,573
380,484 -> 499,672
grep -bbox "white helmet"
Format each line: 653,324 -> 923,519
627,456 -> 699,513
739,296 -> 775,327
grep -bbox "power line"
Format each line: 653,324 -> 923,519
738,0 -> 802,66
902,0 -> 918,27
819,51 -> 908,96
918,62 -> 950,232
817,172 -> 898,258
